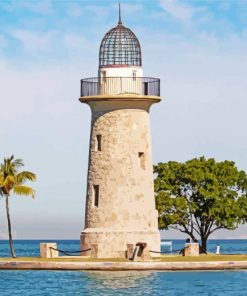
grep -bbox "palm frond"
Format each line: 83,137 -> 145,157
13,185 -> 36,198
16,171 -> 36,184
0,172 -> 3,184
12,158 -> 24,169
2,175 -> 15,194
2,155 -> 23,176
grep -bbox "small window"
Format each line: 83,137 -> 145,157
132,70 -> 137,81
102,71 -> 106,83
144,82 -> 148,95
138,152 -> 145,169
93,185 -> 99,207
96,135 -> 102,151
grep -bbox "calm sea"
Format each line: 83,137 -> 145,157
1,239 -> 247,295
1,239 -> 247,257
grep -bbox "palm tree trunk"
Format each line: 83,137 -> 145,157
5,195 -> 16,258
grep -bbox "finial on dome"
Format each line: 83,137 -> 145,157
118,2 -> 122,25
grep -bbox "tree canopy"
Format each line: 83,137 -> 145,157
154,157 -> 247,253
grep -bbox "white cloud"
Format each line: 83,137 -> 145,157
1,0 -> 53,14
1,1 -> 19,12
0,34 -> 8,49
67,3 -> 83,18
218,1 -> 232,11
238,2 -> 247,26
10,29 -> 56,55
159,0 -> 202,21
84,5 -> 109,18
63,34 -> 93,52
121,3 -> 142,14
5,26 -> 98,68
23,0 -> 53,14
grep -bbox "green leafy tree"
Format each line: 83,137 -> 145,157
0,155 -> 36,258
154,157 -> 247,253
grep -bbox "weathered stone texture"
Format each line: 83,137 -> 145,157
81,97 -> 160,258
184,243 -> 200,256
40,243 -> 58,258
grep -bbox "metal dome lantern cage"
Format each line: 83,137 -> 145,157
99,22 -> 142,67
80,6 -> 160,98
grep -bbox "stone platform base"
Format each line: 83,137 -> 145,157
2,260 -> 247,271
80,228 -> 160,258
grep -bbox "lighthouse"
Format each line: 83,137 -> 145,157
79,7 -> 161,258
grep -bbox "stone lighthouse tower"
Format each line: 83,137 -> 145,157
80,8 -> 161,258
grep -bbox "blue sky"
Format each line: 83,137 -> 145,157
0,1 -> 246,64
0,0 -> 247,239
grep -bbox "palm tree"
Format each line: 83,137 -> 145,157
0,155 -> 36,258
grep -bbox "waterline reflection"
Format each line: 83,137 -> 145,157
85,271 -> 153,289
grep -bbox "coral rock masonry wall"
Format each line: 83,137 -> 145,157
80,96 -> 161,258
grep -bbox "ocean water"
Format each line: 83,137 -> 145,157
1,239 -> 247,257
1,270 -> 247,295
1,240 -> 247,295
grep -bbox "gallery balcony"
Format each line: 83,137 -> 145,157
80,77 -> 160,97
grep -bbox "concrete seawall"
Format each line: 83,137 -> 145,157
1,260 -> 247,271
